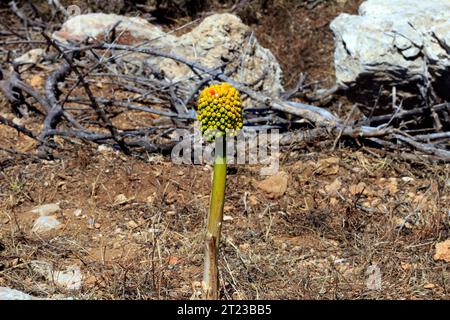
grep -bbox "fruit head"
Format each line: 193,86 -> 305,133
196,83 -> 243,140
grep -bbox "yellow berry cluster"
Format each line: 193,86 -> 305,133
197,83 -> 243,140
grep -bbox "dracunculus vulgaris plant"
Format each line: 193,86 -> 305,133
196,83 -> 243,299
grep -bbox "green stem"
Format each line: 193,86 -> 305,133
208,137 -> 227,248
203,136 -> 226,299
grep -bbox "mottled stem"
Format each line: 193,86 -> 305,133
203,136 -> 226,300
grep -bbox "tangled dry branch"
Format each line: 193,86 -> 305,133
0,2 -> 449,163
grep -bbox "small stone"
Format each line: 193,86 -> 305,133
330,197 -> 339,206
30,203 -> 60,216
256,171 -> 288,198
97,144 -> 113,154
388,178 -> 398,195
400,262 -> 412,270
146,194 -> 155,204
94,223 -> 101,229
168,256 -> 179,265
223,215 -> 234,221
87,217 -> 95,229
325,179 -> 342,195
12,117 -> 25,126
223,205 -> 234,212
14,48 -> 45,65
248,195 -> 258,206
73,209 -> 82,217
433,239 -> 450,262
112,242 -> 121,249
127,220 -> 138,229
114,194 -> 131,205
29,74 -> 45,88
32,216 -> 61,234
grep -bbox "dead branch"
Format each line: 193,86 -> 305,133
1,32 -> 449,162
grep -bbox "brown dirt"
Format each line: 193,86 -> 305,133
1,135 -> 449,299
1,0 -> 449,300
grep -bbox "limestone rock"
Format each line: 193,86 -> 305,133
30,203 -> 60,216
256,171 -> 288,198
0,287 -> 37,300
53,13 -> 283,103
32,216 -> 61,234
330,0 -> 450,114
13,48 -> 45,66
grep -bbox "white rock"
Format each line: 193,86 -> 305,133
53,13 -> 283,104
31,261 -> 82,291
30,203 -> 60,216
73,209 -> 82,217
0,287 -> 37,300
330,0 -> 450,113
53,13 -> 166,43
114,193 -> 129,205
32,216 -> 61,233
97,144 -> 114,154
13,48 -> 45,65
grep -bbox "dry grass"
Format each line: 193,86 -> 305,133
0,138 -> 449,299
0,0 -> 449,300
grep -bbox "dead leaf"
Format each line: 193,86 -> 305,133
433,239 -> 450,262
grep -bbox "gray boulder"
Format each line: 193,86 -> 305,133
331,0 -> 450,114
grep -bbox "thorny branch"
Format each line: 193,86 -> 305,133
0,7 -> 449,162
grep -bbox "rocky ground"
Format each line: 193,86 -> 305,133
0,0 -> 449,300
1,137 -> 449,299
